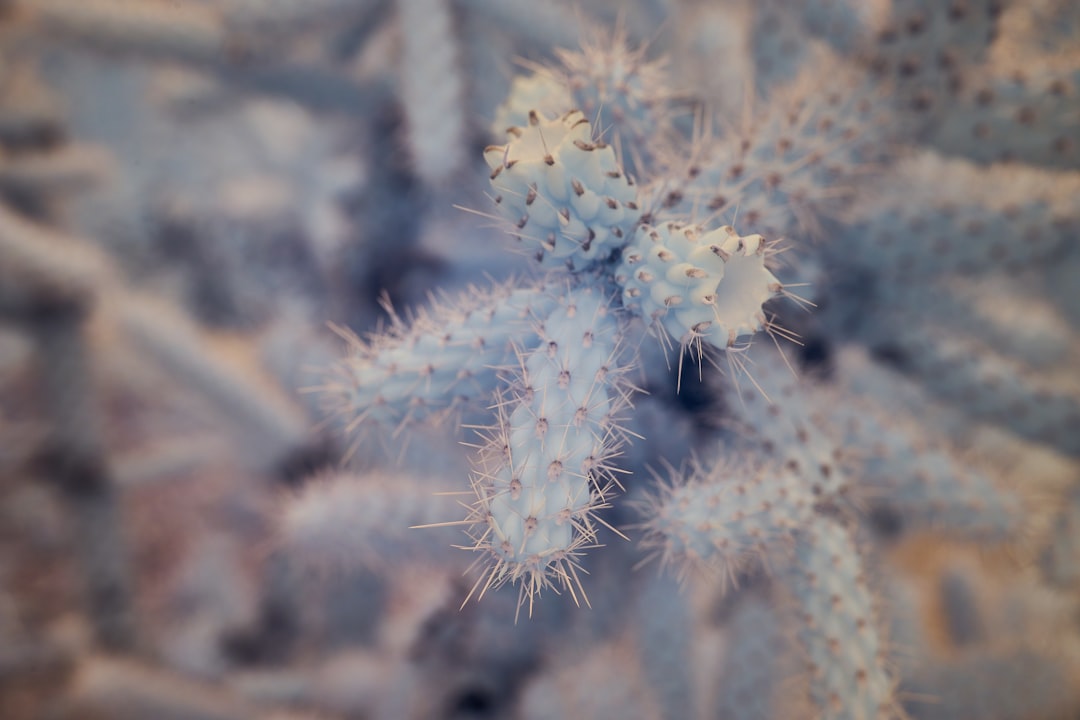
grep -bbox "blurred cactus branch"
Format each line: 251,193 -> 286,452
0,203 -> 111,320
60,654 -> 341,720
31,313 -> 138,652
15,0 -> 383,67
0,204 -> 136,651
7,0 -> 391,115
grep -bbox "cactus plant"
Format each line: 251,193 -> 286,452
1,3 -> 1079,720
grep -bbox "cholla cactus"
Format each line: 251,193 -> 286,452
491,23 -> 675,177
6,3 -> 1080,720
462,284 -> 631,612
329,81 -> 787,609
322,10 -> 1080,717
614,222 -> 781,351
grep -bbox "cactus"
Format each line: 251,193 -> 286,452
326,54 -> 791,608
463,284 -> 631,612
785,516 -> 895,720
484,109 -> 640,271
614,222 -> 781,351
319,13 -> 1077,716
3,4 -> 1080,720
325,279 -> 560,431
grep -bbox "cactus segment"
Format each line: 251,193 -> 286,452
615,222 -> 781,349
463,285 -> 631,614
787,517 -> 895,720
486,110 -> 640,271
328,281 -> 560,431
640,459 -> 815,585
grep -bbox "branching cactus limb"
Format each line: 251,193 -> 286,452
856,0 -> 1011,127
725,345 -> 851,500
323,279 -> 559,434
325,221 -> 788,609
829,151 -> 1080,282
927,58 -> 1080,168
638,457 -> 815,588
638,449 -> 898,719
653,53 -> 899,241
614,221 -> 782,353
784,515 -> 898,720
463,284 -> 634,615
275,469 -> 465,576
553,24 -> 677,177
630,339 -> 922,720
883,324 -> 1080,458
715,584 -> 803,720
834,401 -> 1028,543
490,24 -> 677,177
484,109 -> 641,271
396,0 -> 466,186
